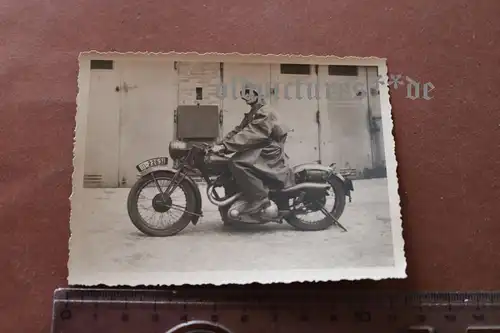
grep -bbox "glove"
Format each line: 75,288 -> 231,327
211,144 -> 226,153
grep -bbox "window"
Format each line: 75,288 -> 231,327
328,65 -> 358,76
90,60 -> 114,70
280,64 -> 311,75
196,87 -> 203,100
368,65 -> 379,76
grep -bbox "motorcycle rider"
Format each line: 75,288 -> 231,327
211,83 -> 295,215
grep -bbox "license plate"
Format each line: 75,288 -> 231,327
136,157 -> 168,172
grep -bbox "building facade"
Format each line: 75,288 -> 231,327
83,57 -> 386,188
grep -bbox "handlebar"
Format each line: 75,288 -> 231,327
191,142 -> 227,156
190,142 -> 211,151
207,148 -> 227,157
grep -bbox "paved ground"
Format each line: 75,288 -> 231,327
69,178 -> 396,280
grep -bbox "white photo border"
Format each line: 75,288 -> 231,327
69,51 -> 406,286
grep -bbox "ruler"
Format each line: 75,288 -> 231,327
51,287 -> 500,333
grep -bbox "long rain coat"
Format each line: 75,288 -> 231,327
220,102 -> 295,200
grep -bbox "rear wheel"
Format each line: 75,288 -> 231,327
127,171 -> 197,237
284,177 -> 346,231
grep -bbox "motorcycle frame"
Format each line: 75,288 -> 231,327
136,144 -> 230,226
138,144 -> 353,226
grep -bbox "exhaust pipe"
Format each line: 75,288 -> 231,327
281,182 -> 331,193
206,184 -> 242,207
207,182 -> 329,206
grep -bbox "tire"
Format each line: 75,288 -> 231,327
127,171 -> 197,237
285,176 -> 346,231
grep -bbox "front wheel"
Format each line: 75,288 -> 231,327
127,171 -> 197,237
284,177 -> 346,231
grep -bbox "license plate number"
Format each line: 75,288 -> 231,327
136,157 -> 168,172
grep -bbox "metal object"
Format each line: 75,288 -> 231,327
206,184 -> 242,207
51,288 -> 500,332
176,105 -> 220,140
319,205 -> 347,232
115,81 -> 138,93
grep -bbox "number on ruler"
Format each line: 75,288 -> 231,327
444,313 -> 457,322
473,313 -> 485,321
60,309 -> 72,320
354,311 -> 371,322
417,314 -> 427,323
388,313 -> 398,322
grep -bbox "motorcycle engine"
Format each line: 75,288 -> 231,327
261,200 -> 279,219
228,200 -> 279,220
228,200 -> 247,218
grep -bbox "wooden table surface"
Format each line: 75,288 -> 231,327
1,0 -> 499,332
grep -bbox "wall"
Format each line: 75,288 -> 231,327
177,61 -> 222,106
82,60 -> 383,187
82,58 -> 177,187
1,0 -> 500,332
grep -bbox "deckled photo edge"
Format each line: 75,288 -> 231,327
68,51 -> 405,286
376,60 -> 406,279
70,267 -> 406,287
68,54 -> 91,280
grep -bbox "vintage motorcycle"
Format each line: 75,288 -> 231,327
126,140 -> 354,237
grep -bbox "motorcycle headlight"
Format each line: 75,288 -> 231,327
168,140 -> 190,160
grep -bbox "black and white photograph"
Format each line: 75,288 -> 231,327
68,52 -> 405,285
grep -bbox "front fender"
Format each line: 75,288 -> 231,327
138,166 -> 203,225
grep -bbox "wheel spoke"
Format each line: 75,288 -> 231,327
136,176 -> 189,230
155,202 -> 187,213
290,186 -> 338,224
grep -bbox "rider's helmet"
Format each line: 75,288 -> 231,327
239,83 -> 262,104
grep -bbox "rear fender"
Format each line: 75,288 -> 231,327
139,166 -> 203,225
331,173 -> 354,202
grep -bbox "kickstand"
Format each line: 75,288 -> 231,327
319,206 -> 347,232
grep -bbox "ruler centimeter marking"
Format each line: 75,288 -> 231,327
51,288 -> 500,333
